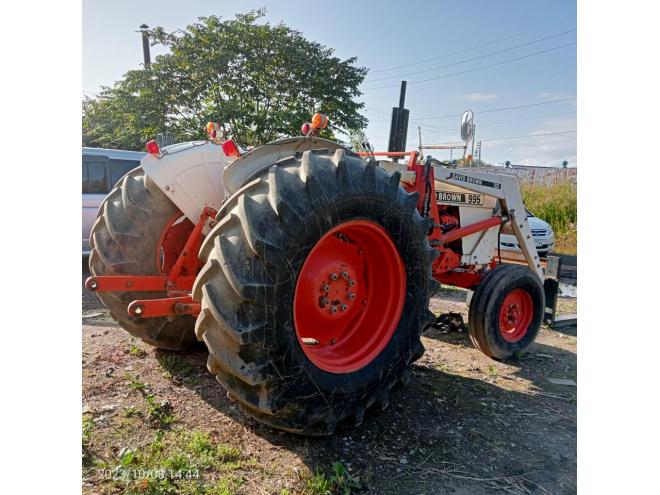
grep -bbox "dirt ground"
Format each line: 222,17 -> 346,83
82,261 -> 577,494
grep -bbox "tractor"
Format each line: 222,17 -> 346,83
86,115 -> 546,435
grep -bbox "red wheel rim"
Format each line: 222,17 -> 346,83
498,288 -> 534,343
156,214 -> 195,275
293,220 -> 406,374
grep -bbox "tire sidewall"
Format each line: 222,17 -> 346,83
482,269 -> 544,359
271,194 -> 430,400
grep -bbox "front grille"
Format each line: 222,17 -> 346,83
531,229 -> 548,237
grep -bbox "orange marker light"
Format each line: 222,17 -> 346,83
311,113 -> 329,130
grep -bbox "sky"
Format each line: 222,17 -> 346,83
83,0 -> 577,167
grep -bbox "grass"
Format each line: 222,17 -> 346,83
88,427 -> 246,494
157,353 -> 198,385
129,344 -> 148,358
145,394 -> 175,429
521,181 -> 577,255
305,462 -> 362,495
83,377 -> 251,494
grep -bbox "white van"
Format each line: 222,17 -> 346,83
82,147 -> 145,254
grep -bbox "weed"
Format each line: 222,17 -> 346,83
82,414 -> 94,449
129,345 -> 147,358
329,462 -> 362,495
145,394 -> 175,428
306,471 -> 333,495
158,353 -> 197,384
217,444 -> 241,463
123,405 -> 141,418
104,428 -> 247,494
118,447 -> 136,467
436,362 -> 450,373
125,373 -> 148,392
486,364 -> 498,377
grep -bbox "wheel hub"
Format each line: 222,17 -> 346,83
498,288 -> 533,343
293,220 -> 406,374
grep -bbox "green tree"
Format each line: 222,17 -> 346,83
83,10 -> 368,150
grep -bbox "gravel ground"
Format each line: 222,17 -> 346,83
82,261 -> 577,494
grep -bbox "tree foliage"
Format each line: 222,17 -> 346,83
83,10 -> 368,150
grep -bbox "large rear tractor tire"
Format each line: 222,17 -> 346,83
468,264 -> 544,360
193,149 -> 438,435
89,167 -> 198,351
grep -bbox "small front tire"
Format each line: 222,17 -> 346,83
468,264 -> 544,360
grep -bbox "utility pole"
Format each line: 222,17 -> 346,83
139,24 -> 151,67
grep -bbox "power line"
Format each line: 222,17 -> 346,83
363,41 -> 576,91
480,130 -> 576,143
359,54 -> 576,117
370,32 -> 525,73
410,111 -> 577,133
415,97 -> 577,121
368,29 -> 576,82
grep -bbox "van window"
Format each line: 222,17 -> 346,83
83,159 -> 108,194
109,159 -> 140,186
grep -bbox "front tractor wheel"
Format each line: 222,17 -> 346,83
193,149 -> 437,435
468,264 -> 545,360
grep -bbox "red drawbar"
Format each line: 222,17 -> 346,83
498,288 -> 534,343
293,220 -> 406,374
85,207 -> 217,318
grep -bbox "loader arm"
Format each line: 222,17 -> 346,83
432,167 -> 544,280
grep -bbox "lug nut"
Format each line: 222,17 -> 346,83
322,284 -> 330,292
341,304 -> 348,311
349,280 -> 356,287
348,293 -> 356,300
341,272 -> 349,279
331,306 -> 338,314
330,273 -> 339,281
319,297 -> 328,307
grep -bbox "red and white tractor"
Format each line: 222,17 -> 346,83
86,115 -> 546,435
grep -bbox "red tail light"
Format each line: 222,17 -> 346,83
221,139 -> 239,157
301,123 -> 310,135
146,140 -> 160,156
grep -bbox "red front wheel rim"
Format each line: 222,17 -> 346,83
293,220 -> 406,374
498,288 -> 534,343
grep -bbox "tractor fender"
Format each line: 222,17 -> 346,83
140,141 -> 233,223
222,137 -> 350,195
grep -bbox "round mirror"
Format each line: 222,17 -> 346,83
460,110 -> 474,142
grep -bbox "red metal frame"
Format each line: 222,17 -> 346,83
360,150 -> 502,290
85,206 -> 217,318
88,149 -> 504,320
